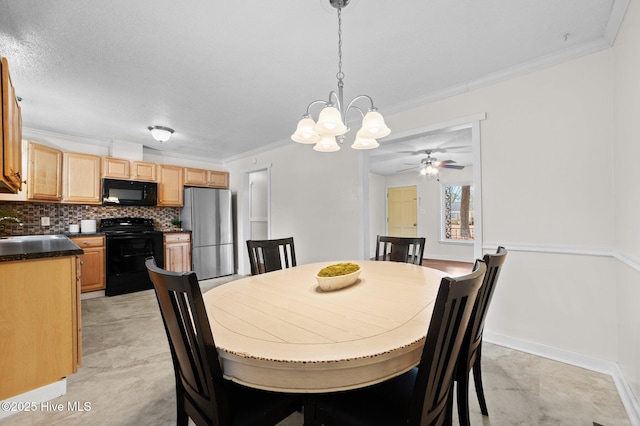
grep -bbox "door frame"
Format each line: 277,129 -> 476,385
241,164 -> 272,275
365,113 -> 485,260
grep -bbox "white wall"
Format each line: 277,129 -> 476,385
225,143 -> 365,275
381,48 -> 618,362
612,0 -> 640,409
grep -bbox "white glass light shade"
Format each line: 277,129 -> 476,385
313,135 -> 340,152
351,132 -> 379,150
291,118 -> 321,144
148,125 -> 174,143
358,111 -> 391,139
420,163 -> 438,178
314,106 -> 348,136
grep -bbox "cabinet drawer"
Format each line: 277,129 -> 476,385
71,236 -> 105,248
164,233 -> 191,243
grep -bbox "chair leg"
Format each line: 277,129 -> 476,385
472,343 -> 489,416
456,372 -> 471,426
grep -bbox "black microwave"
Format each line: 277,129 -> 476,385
102,178 -> 158,206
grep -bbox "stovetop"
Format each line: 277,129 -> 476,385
100,217 -> 159,234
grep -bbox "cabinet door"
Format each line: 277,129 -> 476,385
102,157 -> 130,179
71,236 -> 105,292
131,161 -> 157,181
0,57 -> 23,193
27,142 -> 63,201
158,165 -> 184,206
184,167 -> 208,186
62,152 -> 101,204
164,233 -> 192,272
208,170 -> 229,188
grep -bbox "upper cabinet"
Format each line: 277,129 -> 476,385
131,161 -> 157,182
27,142 -> 62,201
62,152 -> 101,204
102,157 -> 130,180
158,165 -> 184,206
0,57 -> 23,193
184,167 -> 229,189
102,157 -> 158,182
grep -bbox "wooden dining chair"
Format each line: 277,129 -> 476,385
454,246 -> 508,426
246,237 -> 296,275
375,235 -> 426,265
303,261 -> 487,426
145,258 -> 301,426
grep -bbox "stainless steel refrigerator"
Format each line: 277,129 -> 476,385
181,187 -> 234,279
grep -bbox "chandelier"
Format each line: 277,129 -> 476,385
291,0 -> 390,152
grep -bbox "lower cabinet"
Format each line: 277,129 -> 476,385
71,235 -> 106,292
0,256 -> 80,399
164,232 -> 192,272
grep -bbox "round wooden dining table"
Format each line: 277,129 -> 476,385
202,260 -> 447,393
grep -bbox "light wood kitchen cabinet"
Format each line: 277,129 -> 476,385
62,152 -> 101,204
102,157 -> 130,179
0,57 -> 23,193
131,160 -> 157,181
164,232 -> 192,272
184,167 -> 229,188
184,167 -> 208,186
71,235 -> 106,292
0,256 -> 80,399
27,141 -> 63,201
158,165 -> 184,206
208,170 -> 229,188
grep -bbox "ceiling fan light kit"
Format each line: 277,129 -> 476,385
291,0 -> 390,152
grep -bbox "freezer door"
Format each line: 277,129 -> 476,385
193,243 -> 234,279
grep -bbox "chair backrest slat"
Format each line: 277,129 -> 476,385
409,261 -> 486,425
375,235 -> 426,266
247,237 -> 297,275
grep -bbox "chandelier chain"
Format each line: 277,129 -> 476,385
336,5 -> 344,85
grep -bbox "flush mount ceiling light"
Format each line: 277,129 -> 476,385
148,125 -> 174,143
291,0 -> 390,152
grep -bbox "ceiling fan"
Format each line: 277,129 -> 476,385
397,150 -> 465,176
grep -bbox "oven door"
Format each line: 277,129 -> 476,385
105,233 -> 164,296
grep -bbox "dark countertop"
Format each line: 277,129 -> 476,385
0,235 -> 83,263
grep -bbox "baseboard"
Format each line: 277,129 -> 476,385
484,331 -> 640,425
0,379 -> 67,420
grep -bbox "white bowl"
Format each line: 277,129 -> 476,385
315,268 -> 361,291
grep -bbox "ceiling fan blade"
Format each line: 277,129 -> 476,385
438,159 -> 456,164
397,166 -> 419,173
439,164 -> 465,170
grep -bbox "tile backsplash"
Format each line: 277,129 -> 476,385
0,202 -> 180,236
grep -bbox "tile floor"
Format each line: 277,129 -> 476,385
0,275 -> 632,426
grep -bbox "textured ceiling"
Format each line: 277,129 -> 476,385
0,0 -> 624,174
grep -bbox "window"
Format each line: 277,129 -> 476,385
442,183 -> 474,241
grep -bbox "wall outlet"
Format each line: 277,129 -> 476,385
40,217 -> 50,226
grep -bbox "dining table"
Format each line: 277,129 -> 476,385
202,260 -> 447,393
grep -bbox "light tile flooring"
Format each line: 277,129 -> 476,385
0,275 -> 632,426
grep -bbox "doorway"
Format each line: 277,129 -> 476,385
241,165 -> 271,275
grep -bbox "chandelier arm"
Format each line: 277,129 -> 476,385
345,94 -> 376,113
304,99 -> 331,117
345,104 -> 366,120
